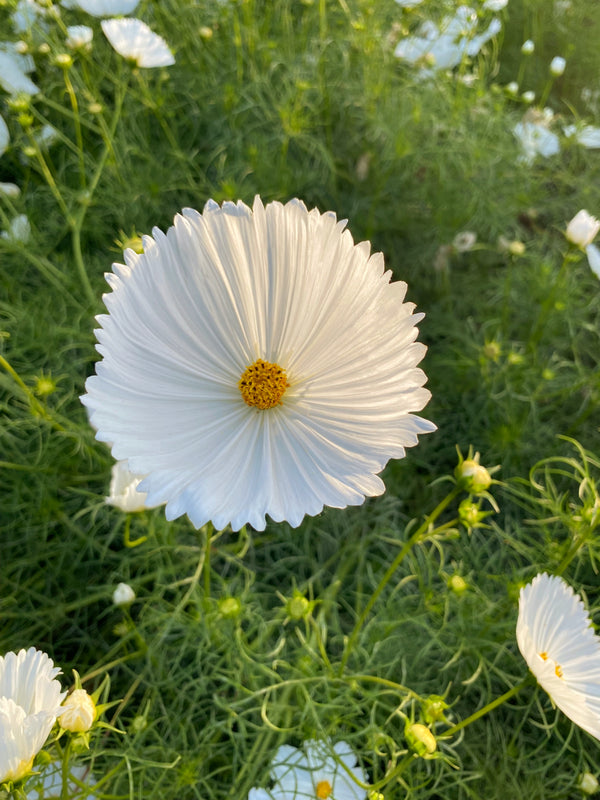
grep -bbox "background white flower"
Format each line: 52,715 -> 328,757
66,25 -> 94,50
106,460 -> 153,512
0,45 -> 39,95
83,196 -> 435,532
101,18 -> 175,68
249,739 -> 367,800
0,114 -> 9,158
516,573 -> 600,741
112,582 -> 136,606
564,124 -> 600,149
67,0 -> 139,15
513,119 -> 560,164
565,210 -> 600,279
1,214 -> 31,244
0,648 -> 66,783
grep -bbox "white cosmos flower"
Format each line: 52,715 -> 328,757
564,124 -> 600,149
66,0 -> 139,14
0,114 -> 9,158
565,209 -> 600,249
106,460 -> 154,512
516,573 -> 600,741
513,119 -> 560,163
0,45 -> 38,95
0,182 -> 20,198
0,648 -> 66,783
101,18 -> 175,67
112,582 -> 135,606
66,25 -> 94,50
1,214 -> 31,244
248,739 -> 367,800
82,196 -> 435,532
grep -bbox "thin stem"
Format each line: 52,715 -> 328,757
71,221 -> 96,307
62,68 -> 86,189
204,523 -> 213,601
338,486 -> 461,675
442,676 -> 532,738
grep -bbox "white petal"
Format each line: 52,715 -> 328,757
70,0 -> 139,14
101,18 -> 175,67
586,244 -> 600,278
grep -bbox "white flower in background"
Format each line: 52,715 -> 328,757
25,761 -> 96,800
1,214 -> 31,244
12,0 -> 52,34
35,124 -> 60,149
0,114 -> 9,158
513,112 -> 560,164
395,0 -> 424,6
0,183 -> 20,198
101,18 -> 175,68
248,739 -> 367,800
112,582 -> 135,606
549,56 -> 566,77
521,39 -> 534,54
82,196 -> 435,532
0,45 -> 39,95
505,81 -> 519,95
565,210 -> 600,279
452,231 -> 477,252
394,6 -> 502,74
517,573 -> 600,741
521,90 -> 535,104
106,460 -> 153,512
0,648 -> 66,784
66,0 -> 139,14
564,124 -> 600,149
483,0 -> 508,10
579,773 -> 600,796
59,690 -> 95,733
66,25 -> 94,50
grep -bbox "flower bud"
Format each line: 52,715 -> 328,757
579,772 -> 599,795
285,592 -> 311,621
422,694 -> 449,724
566,210 -> 600,249
549,56 -> 566,77
218,596 -> 242,619
59,689 -> 96,732
448,574 -> 468,595
113,582 -> 135,606
405,723 -> 437,756
455,459 -> 492,494
55,53 -> 73,69
522,90 -> 535,104
521,40 -> 534,55
506,81 -> 519,96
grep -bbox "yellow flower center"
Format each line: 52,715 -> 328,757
316,780 -> 333,799
238,359 -> 289,410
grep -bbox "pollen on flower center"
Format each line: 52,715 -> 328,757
238,358 -> 289,410
539,651 -> 563,678
316,780 -> 333,799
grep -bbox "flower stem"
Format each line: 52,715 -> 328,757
338,486 -> 461,675
442,675 -> 532,739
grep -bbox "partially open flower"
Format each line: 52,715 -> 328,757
566,210 -> 600,249
59,689 -> 96,733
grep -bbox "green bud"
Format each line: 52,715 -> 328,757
218,597 -> 242,619
405,722 -> 437,756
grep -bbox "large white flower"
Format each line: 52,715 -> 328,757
249,739 -> 367,800
101,18 -> 175,67
82,197 -> 435,532
0,648 -> 66,783
516,573 -> 600,741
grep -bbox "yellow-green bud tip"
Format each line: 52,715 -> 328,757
219,597 -> 242,619
406,723 -> 437,756
579,773 -> 599,795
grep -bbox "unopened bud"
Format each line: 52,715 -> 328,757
405,723 -> 437,756
59,689 -> 96,732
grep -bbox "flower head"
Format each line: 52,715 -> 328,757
66,25 -> 94,50
82,197 -> 435,532
516,573 -> 600,740
0,114 -> 9,158
0,648 -> 65,783
112,582 -> 135,606
549,56 -> 566,76
248,739 -> 367,800
1,214 -> 31,244
521,39 -> 534,54
566,210 -> 600,249
0,46 -> 39,95
452,231 -> 477,252
59,689 -> 96,733
101,18 -> 175,68
67,0 -> 139,14
514,116 -> 560,164
106,460 -> 153,512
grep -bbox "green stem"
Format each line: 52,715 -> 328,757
204,523 -> 213,601
71,222 -> 96,307
62,69 -> 86,190
338,486 -> 461,675
442,676 -> 532,738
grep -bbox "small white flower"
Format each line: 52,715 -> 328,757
249,739 -> 367,800
483,0 -> 508,10
521,90 -> 535,104
506,81 -> 519,95
66,25 -> 94,50
1,214 -> 31,243
513,119 -> 560,163
521,39 -> 535,54
563,124 -> 600,149
82,197 -> 435,532
12,0 -> 52,34
106,460 -> 152,512
517,573 -> 600,741
0,114 -> 9,158
0,182 -> 21,198
0,45 -> 39,95
101,18 -> 175,68
113,582 -> 135,606
565,210 -> 600,249
0,648 -> 66,783
549,56 -> 566,77
59,689 -> 96,733
395,0 -> 423,6
66,0 -> 139,14
452,230 -> 477,252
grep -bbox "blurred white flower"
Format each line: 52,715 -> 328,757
506,81 -> 519,95
394,6 -> 502,74
565,210 -> 600,249
513,117 -> 560,163
35,124 -> 60,149
549,56 -> 566,76
483,0 -> 508,9
112,582 -> 135,606
0,114 -> 9,158
0,182 -> 21,198
2,214 -> 31,243
82,197 -> 434,532
564,124 -> 600,149
66,0 -> 139,14
0,648 -> 66,783
586,244 -> 600,278
579,773 -> 600,796
248,739 -> 367,800
66,25 -> 94,50
395,0 -> 423,6
521,39 -> 534,54
101,18 -> 175,67
12,0 -> 52,34
0,44 -> 39,95
59,689 -> 95,733
106,460 -> 152,512
521,90 -> 535,104
452,231 -> 477,252
517,573 -> 600,741
25,761 -> 96,800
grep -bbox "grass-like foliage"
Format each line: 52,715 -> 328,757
1,0 -> 600,797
